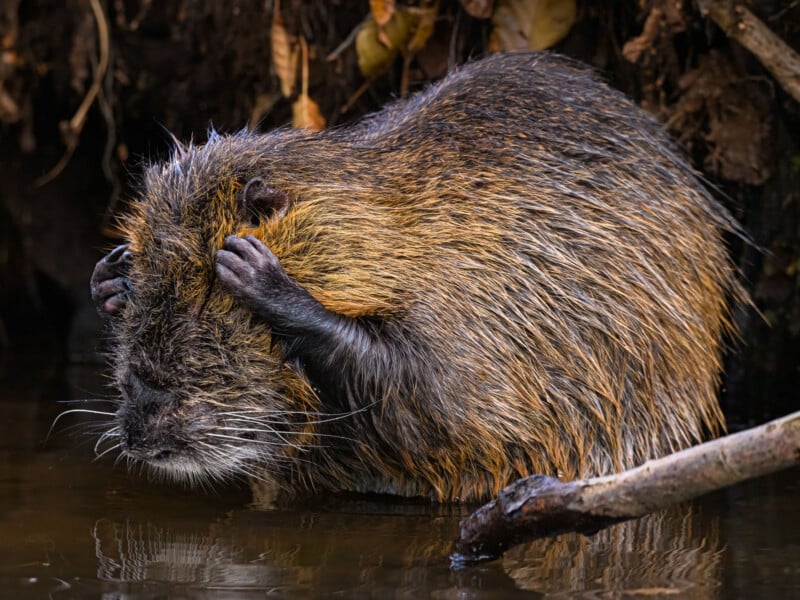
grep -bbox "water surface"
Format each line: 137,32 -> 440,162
1,360 -> 798,598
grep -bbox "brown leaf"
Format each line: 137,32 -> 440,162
370,0 -> 396,27
271,0 -> 298,98
292,36 -> 325,132
407,4 -> 438,54
292,93 -> 326,131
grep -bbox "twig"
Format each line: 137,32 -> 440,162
35,0 -> 110,187
326,20 -> 364,62
699,0 -> 800,103
451,410 -> 800,567
339,79 -> 373,115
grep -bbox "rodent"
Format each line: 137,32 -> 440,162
90,52 -> 745,502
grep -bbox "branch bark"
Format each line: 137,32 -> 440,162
451,410 -> 800,567
699,0 -> 800,103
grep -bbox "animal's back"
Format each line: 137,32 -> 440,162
248,53 -> 739,499
98,53 -> 743,502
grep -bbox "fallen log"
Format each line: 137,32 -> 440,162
451,410 -> 800,567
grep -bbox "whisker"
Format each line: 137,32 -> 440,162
47,408 -> 117,441
56,398 -> 119,405
93,443 -> 122,461
51,421 -> 105,437
93,428 -> 119,455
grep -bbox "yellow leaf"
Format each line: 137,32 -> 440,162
356,9 -> 414,78
528,0 -> 576,51
489,0 -> 575,52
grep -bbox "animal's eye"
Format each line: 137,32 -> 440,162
238,177 -> 290,227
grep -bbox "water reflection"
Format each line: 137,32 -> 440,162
86,502 -> 725,598
0,361 -> 798,598
505,508 -> 723,597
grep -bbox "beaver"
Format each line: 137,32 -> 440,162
90,52 -> 745,502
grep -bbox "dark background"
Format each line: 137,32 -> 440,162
1,0 -> 798,425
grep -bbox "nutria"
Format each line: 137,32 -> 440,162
90,52 -> 744,502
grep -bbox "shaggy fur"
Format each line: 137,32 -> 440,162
103,52 -> 744,502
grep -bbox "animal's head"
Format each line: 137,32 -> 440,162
108,132 -> 314,484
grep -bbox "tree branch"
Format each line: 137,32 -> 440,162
699,0 -> 800,103
451,410 -> 800,567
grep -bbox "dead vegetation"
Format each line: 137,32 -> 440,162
2,1 -> 796,190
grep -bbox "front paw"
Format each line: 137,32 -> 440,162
90,243 -> 132,316
215,235 -> 310,326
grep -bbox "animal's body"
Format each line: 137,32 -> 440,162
90,52 -> 743,502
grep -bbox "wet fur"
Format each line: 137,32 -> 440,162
105,52 -> 744,501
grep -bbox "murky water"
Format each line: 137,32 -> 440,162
1,359 -> 798,599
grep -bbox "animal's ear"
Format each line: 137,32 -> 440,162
238,177 -> 291,227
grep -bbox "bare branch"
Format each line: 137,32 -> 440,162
699,0 -> 800,103
451,411 -> 800,567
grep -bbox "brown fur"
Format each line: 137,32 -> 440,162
107,52 -> 745,501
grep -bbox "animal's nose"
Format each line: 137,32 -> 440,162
117,369 -> 178,458
120,369 -> 174,412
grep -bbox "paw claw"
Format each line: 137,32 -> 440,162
106,243 -> 132,264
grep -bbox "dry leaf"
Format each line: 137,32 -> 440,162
292,94 -> 326,131
292,36 -> 325,132
356,9 -> 414,77
488,0 -> 531,51
377,27 -> 393,48
370,0 -> 396,27
407,4 -> 438,54
528,0 -> 576,51
489,0 -> 575,52
271,0 -> 298,97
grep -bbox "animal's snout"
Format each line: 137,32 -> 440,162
117,369 -> 183,460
